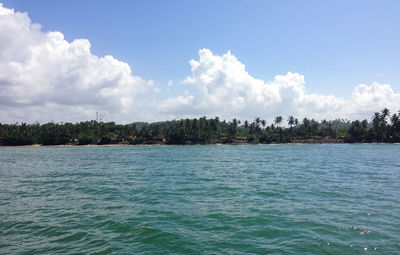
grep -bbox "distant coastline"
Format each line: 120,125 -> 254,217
1,108 -> 399,146
2,142 -> 399,148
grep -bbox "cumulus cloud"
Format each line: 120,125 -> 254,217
1,3 -> 399,124
349,82 -> 400,118
0,3 -> 153,123
160,49 -> 400,121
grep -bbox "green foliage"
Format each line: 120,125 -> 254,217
99,136 -> 112,145
1,108 -> 399,146
78,135 -> 95,145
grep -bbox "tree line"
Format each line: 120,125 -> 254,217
1,108 -> 399,146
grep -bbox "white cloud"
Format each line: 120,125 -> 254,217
347,82 -> 400,120
160,49 -> 400,122
0,3 -> 152,123
1,3 -> 399,124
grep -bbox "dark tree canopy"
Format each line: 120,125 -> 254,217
1,109 -> 400,146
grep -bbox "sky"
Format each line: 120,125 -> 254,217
0,0 -> 399,123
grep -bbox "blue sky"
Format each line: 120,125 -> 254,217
4,0 -> 399,95
0,1 -> 399,122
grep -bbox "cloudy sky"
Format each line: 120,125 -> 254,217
0,1 -> 399,123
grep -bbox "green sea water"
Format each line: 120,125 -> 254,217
0,144 -> 399,254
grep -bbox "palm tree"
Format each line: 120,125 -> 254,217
391,113 -> 399,127
232,118 -> 238,126
372,112 -> 382,141
391,112 -> 397,121
381,108 -> 390,131
228,119 -> 238,139
261,119 -> 266,128
274,116 -> 283,127
381,108 -> 390,119
372,112 -> 381,127
393,112 -> 400,140
288,116 -> 295,128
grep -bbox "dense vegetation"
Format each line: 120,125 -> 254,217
1,108 -> 400,146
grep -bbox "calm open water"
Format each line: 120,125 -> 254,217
0,144 -> 399,254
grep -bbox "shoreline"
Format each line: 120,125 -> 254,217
1,142 -> 398,148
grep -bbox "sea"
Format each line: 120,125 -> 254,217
0,144 -> 399,254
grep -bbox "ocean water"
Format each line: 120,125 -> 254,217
0,144 -> 399,254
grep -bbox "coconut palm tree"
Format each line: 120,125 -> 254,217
274,116 -> 283,127
261,119 -> 266,128
390,113 -> 400,141
372,112 -> 381,127
288,116 -> 295,128
381,108 -> 390,129
232,118 -> 238,127
391,113 -> 398,124
381,108 -> 390,120
372,112 -> 383,141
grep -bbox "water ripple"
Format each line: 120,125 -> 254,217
0,145 -> 399,254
